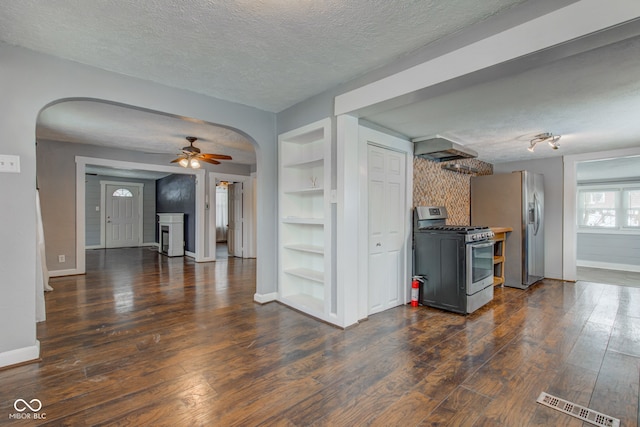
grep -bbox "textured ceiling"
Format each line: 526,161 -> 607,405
365,33 -> 640,164
0,0 -> 526,112
3,0 -> 640,168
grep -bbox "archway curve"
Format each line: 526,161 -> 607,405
37,97 -> 259,161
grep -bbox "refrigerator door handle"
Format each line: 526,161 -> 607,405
533,193 -> 541,235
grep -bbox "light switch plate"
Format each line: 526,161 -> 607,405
0,155 -> 20,173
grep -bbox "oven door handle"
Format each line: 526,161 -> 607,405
470,241 -> 494,249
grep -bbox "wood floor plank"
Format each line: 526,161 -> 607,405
527,363 -> 598,427
417,386 -> 492,427
588,350 -> 640,427
0,248 -> 638,426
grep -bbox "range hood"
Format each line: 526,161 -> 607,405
412,136 -> 477,162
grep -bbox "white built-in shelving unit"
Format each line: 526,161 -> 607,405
278,118 -> 336,324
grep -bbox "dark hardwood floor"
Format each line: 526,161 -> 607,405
1,247 -> 639,426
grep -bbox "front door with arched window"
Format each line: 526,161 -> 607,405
105,183 -> 142,248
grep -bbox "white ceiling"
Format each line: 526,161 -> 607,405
3,0 -> 640,168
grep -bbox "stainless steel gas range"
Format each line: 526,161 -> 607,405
413,206 -> 495,314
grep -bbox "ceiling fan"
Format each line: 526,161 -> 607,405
170,136 -> 232,168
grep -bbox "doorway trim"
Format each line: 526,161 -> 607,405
75,156 -> 206,275
208,173 -> 255,261
563,145 -> 640,282
99,180 -> 144,248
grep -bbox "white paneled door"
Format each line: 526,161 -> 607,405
105,184 -> 141,248
367,144 -> 406,315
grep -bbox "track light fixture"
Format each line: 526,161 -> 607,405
528,132 -> 560,152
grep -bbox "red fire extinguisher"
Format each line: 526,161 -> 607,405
411,277 -> 422,307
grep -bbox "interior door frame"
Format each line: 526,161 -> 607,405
357,124 -> 413,321
562,145 -> 640,282
100,180 -> 144,248
74,156 -> 206,276
209,173 -> 255,261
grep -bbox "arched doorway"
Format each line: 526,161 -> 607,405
36,98 -> 258,275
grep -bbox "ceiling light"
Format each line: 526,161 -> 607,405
528,132 -> 561,152
189,158 -> 201,169
178,158 -> 189,167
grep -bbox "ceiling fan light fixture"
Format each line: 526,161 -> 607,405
170,136 -> 232,168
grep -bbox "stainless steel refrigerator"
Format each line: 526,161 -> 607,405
470,171 -> 544,289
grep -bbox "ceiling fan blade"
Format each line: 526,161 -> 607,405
199,153 -> 233,160
170,156 -> 186,163
199,157 -> 221,165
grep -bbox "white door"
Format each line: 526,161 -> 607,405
227,183 -> 243,257
367,144 -> 406,315
105,184 -> 141,248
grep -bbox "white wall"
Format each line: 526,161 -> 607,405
493,156 -> 564,279
0,43 -> 277,367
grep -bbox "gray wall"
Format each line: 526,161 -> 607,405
577,233 -> 640,267
493,156 -> 564,280
1,43 -> 276,363
37,139 -> 246,270
85,174 -> 157,247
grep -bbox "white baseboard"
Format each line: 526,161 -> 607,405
49,268 -> 82,277
577,260 -> 640,273
185,251 -> 196,259
254,292 -> 278,304
86,243 -> 158,250
0,341 -> 40,369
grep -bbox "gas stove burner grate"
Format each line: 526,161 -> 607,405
420,225 -> 489,233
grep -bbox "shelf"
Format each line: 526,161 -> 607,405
280,293 -> 324,313
283,157 -> 323,169
282,127 -> 325,145
284,244 -> 324,255
281,217 -> 324,225
284,187 -> 324,195
284,268 -> 324,283
278,118 -> 334,325
490,227 -> 512,288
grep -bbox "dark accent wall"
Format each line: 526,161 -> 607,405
156,174 -> 196,253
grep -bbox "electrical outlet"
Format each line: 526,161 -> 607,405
0,155 -> 21,173
58,255 -> 65,263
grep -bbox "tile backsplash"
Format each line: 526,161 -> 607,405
413,157 -> 493,225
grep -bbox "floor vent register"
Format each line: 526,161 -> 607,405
536,392 -> 620,427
